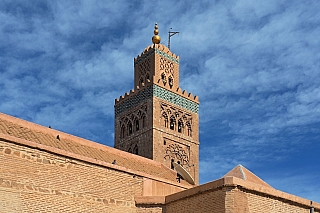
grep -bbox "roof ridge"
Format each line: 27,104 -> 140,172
239,164 -> 247,180
0,112 -> 190,184
223,164 -> 272,188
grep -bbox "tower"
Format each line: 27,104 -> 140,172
114,24 -> 200,184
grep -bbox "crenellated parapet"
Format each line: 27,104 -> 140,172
134,44 -> 180,66
115,79 -> 152,104
115,83 -> 199,117
155,79 -> 199,103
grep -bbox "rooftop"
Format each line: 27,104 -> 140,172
0,112 -> 191,187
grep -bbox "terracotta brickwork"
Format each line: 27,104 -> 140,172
114,43 -> 199,184
151,176 -> 320,213
0,140 -> 142,212
236,187 -> 319,213
165,188 -> 226,213
134,44 -> 180,90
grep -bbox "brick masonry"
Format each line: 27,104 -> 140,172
114,44 -> 200,184
0,140 -> 142,212
1,38 -> 320,212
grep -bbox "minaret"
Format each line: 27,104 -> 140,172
114,23 -> 200,184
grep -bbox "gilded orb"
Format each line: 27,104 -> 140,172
152,35 -> 161,44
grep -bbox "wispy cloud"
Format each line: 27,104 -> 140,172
0,0 -> 319,202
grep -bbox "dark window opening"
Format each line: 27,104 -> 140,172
163,113 -> 168,128
178,121 -> 182,133
142,116 -> 146,128
133,145 -> 138,155
170,118 -> 175,130
164,140 -> 166,145
128,122 -> 133,135
161,73 -> 166,84
135,120 -> 139,131
168,77 -> 173,89
186,123 -> 192,137
121,125 -> 126,138
171,159 -> 174,169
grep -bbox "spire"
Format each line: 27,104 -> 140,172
152,23 -> 161,44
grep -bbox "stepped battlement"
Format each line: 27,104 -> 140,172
134,44 -> 180,65
115,78 -> 199,105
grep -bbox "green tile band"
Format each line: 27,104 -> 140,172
154,49 -> 179,64
115,85 -> 199,117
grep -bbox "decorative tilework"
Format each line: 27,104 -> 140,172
115,85 -> 199,117
115,86 -> 153,117
153,86 -> 199,113
134,48 -> 179,66
154,49 -> 179,64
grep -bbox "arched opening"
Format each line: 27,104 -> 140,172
120,125 -> 126,138
146,73 -> 150,82
178,119 -> 183,133
142,115 -> 146,128
168,77 -> 173,89
133,145 -> 138,155
128,121 -> 133,135
135,119 -> 139,131
161,73 -> 166,85
170,116 -> 175,130
186,122 -> 192,137
162,112 -> 168,128
171,159 -> 174,169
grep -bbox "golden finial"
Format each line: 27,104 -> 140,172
152,23 -> 161,44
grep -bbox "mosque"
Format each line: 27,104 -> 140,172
0,24 -> 319,212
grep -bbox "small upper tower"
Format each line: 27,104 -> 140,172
134,23 -> 180,91
114,24 -> 200,184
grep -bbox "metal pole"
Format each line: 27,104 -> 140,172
168,28 -> 179,50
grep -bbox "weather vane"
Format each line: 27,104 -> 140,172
168,28 -> 179,50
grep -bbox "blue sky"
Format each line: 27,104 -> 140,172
1,0 -> 319,202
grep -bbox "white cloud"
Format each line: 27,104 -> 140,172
0,0 -> 319,202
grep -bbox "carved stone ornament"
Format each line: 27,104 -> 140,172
164,144 -> 189,166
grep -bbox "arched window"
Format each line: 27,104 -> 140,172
135,119 -> 139,131
142,115 -> 146,128
162,112 -> 168,128
120,125 -> 126,138
128,121 -> 133,135
168,76 -> 173,89
133,145 -> 138,155
146,73 -> 150,81
186,122 -> 192,137
178,119 -> 183,133
161,73 -> 166,85
170,116 -> 175,130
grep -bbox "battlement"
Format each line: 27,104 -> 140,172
115,79 -> 153,105
155,79 -> 199,103
115,76 -> 198,106
115,82 -> 199,117
134,44 -> 180,65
